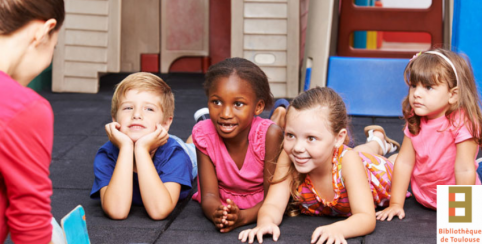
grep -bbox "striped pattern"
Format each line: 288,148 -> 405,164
297,145 -> 408,217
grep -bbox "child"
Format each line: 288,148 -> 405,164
0,0 -> 64,243
192,58 -> 284,233
239,87 -> 405,244
377,49 -> 482,220
90,72 -> 196,220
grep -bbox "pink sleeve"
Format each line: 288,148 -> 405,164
454,122 -> 474,144
192,120 -> 209,155
0,101 -> 53,244
403,125 -> 414,138
252,119 -> 275,161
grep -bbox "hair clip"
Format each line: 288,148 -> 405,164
410,51 -> 422,62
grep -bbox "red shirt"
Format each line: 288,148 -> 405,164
0,71 -> 53,243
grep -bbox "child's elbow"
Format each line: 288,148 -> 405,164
365,214 -> 376,233
147,209 -> 171,220
105,210 -> 129,220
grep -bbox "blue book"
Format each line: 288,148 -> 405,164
61,205 -> 90,244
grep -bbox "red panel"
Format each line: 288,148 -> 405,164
167,0 -> 230,73
449,192 -> 455,202
449,207 -> 455,216
141,53 -> 160,73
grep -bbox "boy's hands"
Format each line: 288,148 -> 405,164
238,223 -> 280,243
135,124 -> 169,153
375,204 -> 405,221
105,122 -> 133,148
311,225 -> 347,244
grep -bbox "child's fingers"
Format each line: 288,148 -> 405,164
271,226 -> 280,241
311,227 -> 325,244
238,229 -> 251,242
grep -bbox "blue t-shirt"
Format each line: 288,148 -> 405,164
90,137 -> 192,205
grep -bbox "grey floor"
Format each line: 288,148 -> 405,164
21,73 -> 439,243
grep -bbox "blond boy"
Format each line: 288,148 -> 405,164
90,72 -> 195,220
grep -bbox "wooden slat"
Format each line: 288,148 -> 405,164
65,46 -> 107,63
66,0 -> 108,15
64,61 -> 107,78
244,19 -> 287,34
244,35 -> 287,50
65,14 -> 108,31
65,30 -> 108,47
244,3 -> 287,18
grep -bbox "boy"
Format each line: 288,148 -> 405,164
90,72 -> 196,220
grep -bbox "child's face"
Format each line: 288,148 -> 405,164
207,75 -> 264,140
114,89 -> 170,142
283,107 -> 344,175
409,81 -> 457,120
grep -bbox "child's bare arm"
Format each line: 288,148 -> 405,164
376,136 -> 415,221
455,139 -> 479,185
135,125 -> 181,220
311,150 -> 375,244
238,150 -> 292,243
220,123 -> 284,233
197,148 -> 227,228
100,122 -> 134,219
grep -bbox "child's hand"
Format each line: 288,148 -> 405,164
105,122 -> 132,148
135,124 -> 168,153
212,204 -> 227,229
219,199 -> 240,233
238,223 -> 280,243
311,225 -> 347,244
375,204 -> 405,221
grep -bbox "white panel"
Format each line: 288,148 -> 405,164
455,193 -> 465,202
455,208 -> 465,216
65,14 -> 108,31
244,35 -> 287,50
262,67 -> 287,82
244,51 -> 286,66
269,82 -> 287,98
64,61 -> 107,78
244,3 -> 287,18
63,77 -> 99,93
65,46 -> 107,63
244,19 -> 287,34
66,0 -> 108,15
65,30 -> 108,47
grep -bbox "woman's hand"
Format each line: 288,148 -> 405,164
238,222 -> 280,243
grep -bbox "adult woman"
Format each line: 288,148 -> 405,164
0,0 -> 64,243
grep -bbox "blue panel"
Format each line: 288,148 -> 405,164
327,57 -> 410,116
304,67 -> 312,91
452,0 -> 482,96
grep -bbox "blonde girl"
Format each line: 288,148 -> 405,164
239,87 -> 405,244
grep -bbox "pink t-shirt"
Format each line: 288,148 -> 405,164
0,71 -> 53,243
192,117 -> 274,209
405,114 -> 481,209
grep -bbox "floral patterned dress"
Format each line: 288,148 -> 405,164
297,145 -> 410,217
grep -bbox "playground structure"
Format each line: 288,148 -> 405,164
51,0 -> 482,116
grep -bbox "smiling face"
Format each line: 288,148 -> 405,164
283,106 -> 345,175
409,81 -> 456,120
207,75 -> 264,141
114,89 -> 169,142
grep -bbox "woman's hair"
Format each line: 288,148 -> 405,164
272,87 -> 349,216
204,57 -> 274,110
0,0 -> 65,35
402,48 -> 482,146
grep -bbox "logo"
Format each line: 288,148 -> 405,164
437,185 -> 482,243
448,187 -> 472,223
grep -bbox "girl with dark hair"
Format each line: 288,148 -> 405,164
377,49 -> 482,220
0,0 -> 65,243
192,57 -> 284,232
